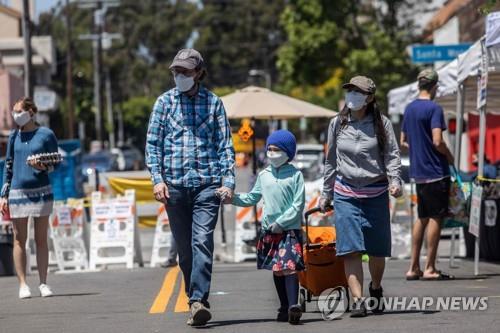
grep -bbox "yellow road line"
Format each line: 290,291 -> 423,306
149,266 -> 180,314
174,277 -> 190,312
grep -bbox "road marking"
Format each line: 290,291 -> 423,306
149,266 -> 180,314
174,278 -> 190,312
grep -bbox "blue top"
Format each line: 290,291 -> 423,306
1,127 -> 58,196
232,164 -> 305,230
145,85 -> 236,189
402,99 -> 450,181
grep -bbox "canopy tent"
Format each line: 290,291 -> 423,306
387,34 -> 500,276
388,40 -> 500,117
221,86 -> 337,119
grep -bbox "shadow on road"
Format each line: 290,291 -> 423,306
195,317 -> 326,328
51,292 -> 100,298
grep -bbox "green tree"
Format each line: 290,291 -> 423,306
277,0 -> 417,113
194,0 -> 286,87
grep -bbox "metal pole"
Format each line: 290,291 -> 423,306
454,84 -> 465,168
22,0 -> 33,97
93,3 -> 103,143
450,83 -> 465,269
251,118 -> 259,246
65,0 -> 75,138
117,106 -> 124,145
105,69 -> 115,148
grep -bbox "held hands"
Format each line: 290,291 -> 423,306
215,186 -> 233,204
153,182 -> 170,204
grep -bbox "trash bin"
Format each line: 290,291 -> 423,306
0,224 -> 14,276
463,185 -> 500,261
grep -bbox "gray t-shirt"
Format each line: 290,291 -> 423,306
322,113 -> 402,200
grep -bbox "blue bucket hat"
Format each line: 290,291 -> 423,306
266,130 -> 297,161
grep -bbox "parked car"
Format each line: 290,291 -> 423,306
291,144 -> 325,181
81,151 -> 119,182
111,144 -> 145,171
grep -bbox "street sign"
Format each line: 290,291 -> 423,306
34,87 -> 57,111
411,44 -> 471,63
238,119 -> 254,142
468,184 -> 484,238
486,11 -> 500,47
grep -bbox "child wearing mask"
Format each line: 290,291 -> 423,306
229,130 -> 305,325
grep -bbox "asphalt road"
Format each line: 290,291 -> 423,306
0,258 -> 499,333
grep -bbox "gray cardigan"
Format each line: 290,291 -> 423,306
321,113 -> 402,200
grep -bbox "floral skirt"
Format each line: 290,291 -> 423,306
257,229 -> 305,273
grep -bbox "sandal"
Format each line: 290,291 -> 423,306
405,270 -> 423,281
421,271 -> 455,281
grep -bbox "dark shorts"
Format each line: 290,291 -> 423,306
416,177 -> 450,219
334,192 -> 391,257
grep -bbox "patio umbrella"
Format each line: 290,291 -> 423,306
221,86 -> 336,119
221,86 -> 336,240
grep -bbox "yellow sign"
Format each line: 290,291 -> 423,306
238,119 -> 254,142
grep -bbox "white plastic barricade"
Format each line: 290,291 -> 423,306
89,190 -> 137,269
234,205 -> 262,262
50,200 -> 89,272
26,216 -> 58,274
150,205 -> 173,268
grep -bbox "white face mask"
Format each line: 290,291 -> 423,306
174,73 -> 195,92
12,110 -> 32,127
345,91 -> 368,111
267,150 -> 289,168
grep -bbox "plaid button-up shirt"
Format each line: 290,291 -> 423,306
145,86 -> 235,189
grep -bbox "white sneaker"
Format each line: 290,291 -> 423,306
39,284 -> 53,297
19,284 -> 31,299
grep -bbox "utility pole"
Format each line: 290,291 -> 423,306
93,3 -> 104,143
65,0 -> 75,138
22,0 -> 33,97
105,69 -> 115,148
78,0 -> 120,145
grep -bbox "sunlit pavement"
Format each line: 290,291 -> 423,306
0,258 -> 499,333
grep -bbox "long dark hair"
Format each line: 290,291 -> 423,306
338,97 -> 387,152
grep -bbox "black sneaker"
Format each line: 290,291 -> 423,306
161,259 -> 178,268
188,301 -> 212,326
368,282 -> 384,314
288,305 -> 302,325
350,299 -> 367,318
276,307 -> 288,322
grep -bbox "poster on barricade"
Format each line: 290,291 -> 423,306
150,205 -> 172,268
50,200 -> 89,272
89,191 -> 136,269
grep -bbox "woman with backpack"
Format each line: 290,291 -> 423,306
0,97 -> 60,299
319,76 -> 402,317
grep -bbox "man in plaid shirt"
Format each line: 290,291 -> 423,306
145,49 -> 235,327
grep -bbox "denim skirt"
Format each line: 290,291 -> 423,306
333,192 -> 391,257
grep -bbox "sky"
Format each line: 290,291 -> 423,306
36,0 -> 59,17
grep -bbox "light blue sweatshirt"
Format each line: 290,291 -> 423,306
232,163 -> 305,231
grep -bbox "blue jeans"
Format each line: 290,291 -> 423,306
165,183 -> 220,306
